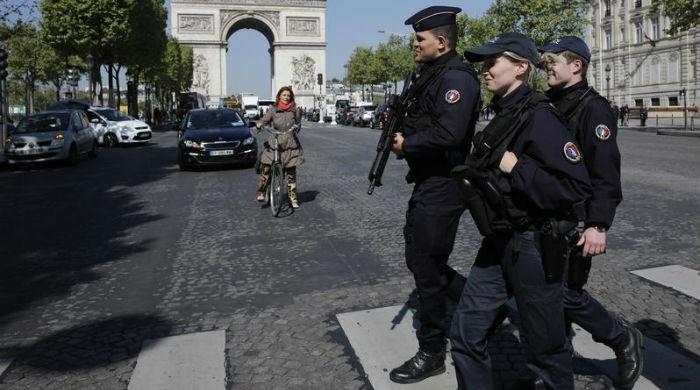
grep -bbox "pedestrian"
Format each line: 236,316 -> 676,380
640,104 -> 648,127
388,6 -> 481,384
540,36 -> 642,390
620,104 -> 628,127
449,32 -> 592,390
255,86 -> 304,208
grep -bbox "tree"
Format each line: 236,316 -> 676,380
345,47 -> 375,101
7,25 -> 52,113
375,34 -> 414,92
483,0 -> 588,46
652,0 -> 700,35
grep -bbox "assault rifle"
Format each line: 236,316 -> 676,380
367,72 -> 415,195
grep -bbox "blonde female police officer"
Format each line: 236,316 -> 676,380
449,33 -> 592,390
388,6 -> 481,384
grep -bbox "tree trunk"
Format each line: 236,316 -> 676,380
361,84 -> 365,101
115,65 -> 122,109
98,64 -> 104,106
53,80 -> 61,101
107,64 -> 115,108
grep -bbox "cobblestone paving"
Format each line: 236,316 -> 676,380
0,124 -> 697,389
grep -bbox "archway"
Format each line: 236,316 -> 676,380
170,0 -> 327,108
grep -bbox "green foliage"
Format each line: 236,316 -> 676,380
6,25 -> 54,112
485,0 -> 588,46
345,47 -> 374,87
652,0 -> 700,35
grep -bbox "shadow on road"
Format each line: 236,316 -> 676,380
0,145 -> 177,325
0,314 -> 173,371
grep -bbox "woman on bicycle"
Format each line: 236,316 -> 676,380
255,86 -> 304,208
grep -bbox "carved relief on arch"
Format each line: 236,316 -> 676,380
220,10 -> 280,30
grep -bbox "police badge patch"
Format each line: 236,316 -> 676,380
445,89 -> 461,104
563,142 -> 582,163
594,124 -> 611,141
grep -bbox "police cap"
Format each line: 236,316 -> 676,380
464,32 -> 539,64
404,6 -> 461,32
539,36 -> 591,62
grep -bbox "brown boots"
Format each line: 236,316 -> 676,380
288,182 -> 299,208
255,175 -> 266,202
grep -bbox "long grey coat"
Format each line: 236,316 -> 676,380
258,104 -> 304,167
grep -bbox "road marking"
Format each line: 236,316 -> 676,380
0,357 -> 12,378
337,305 -> 457,390
571,324 -> 700,389
631,265 -> 700,300
127,330 -> 226,390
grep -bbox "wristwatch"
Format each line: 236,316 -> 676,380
592,226 -> 608,233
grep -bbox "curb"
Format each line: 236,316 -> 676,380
620,127 -> 658,133
656,129 -> 700,138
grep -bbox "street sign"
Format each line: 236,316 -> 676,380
9,105 -> 25,115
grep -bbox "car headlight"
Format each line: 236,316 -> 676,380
183,139 -> 203,149
243,136 -> 255,145
51,133 -> 65,146
119,127 -> 131,135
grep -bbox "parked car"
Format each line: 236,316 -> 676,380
341,107 -> 358,126
86,107 -> 152,147
4,110 -> 98,165
354,105 -> 376,127
370,104 -> 390,129
176,108 -> 257,171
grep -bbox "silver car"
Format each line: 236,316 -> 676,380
4,110 -> 98,165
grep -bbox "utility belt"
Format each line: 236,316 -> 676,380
452,165 -> 587,281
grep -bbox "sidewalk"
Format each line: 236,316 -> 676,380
620,118 -> 700,137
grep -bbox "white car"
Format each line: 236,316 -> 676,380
86,107 -> 152,147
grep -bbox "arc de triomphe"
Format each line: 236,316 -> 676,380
170,0 -> 327,108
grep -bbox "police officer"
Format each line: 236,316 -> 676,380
449,33 -> 592,390
388,6 -> 481,384
540,36 -> 642,390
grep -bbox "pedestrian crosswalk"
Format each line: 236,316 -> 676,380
127,330 -> 226,390
631,265 -> 700,301
338,299 -> 700,389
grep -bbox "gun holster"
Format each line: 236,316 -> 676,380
451,165 -> 494,236
539,219 -> 572,281
565,229 -> 592,289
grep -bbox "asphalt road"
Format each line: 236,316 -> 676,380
0,122 -> 698,389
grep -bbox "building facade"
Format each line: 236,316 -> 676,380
586,0 -> 698,114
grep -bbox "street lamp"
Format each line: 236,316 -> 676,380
604,64 -> 611,101
67,68 -> 80,100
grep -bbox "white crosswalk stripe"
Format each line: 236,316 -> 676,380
631,265 -> 700,300
127,330 -> 226,390
338,305 -> 700,390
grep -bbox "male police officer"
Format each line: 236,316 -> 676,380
388,6 -> 481,384
540,36 -> 643,390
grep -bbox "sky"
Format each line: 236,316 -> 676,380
7,0 -> 493,98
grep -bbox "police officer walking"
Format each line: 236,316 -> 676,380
449,33 -> 592,390
388,6 -> 481,384
540,36 -> 643,390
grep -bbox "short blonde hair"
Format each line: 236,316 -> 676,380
502,51 -> 536,85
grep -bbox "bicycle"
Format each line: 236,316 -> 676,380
259,125 -> 298,217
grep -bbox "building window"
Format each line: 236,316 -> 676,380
635,99 -> 643,107
604,28 -> 612,49
669,54 -> 679,82
605,0 -> 612,16
620,27 -> 626,42
651,16 -> 660,40
635,21 -> 644,44
633,60 -> 643,86
651,57 -> 660,84
651,97 -> 660,106
669,96 -> 679,106
635,0 -> 642,8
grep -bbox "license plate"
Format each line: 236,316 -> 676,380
209,150 -> 234,156
17,148 -> 46,155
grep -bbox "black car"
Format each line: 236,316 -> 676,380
369,104 -> 390,129
177,108 -> 257,171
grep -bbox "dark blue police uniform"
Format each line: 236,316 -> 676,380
541,36 -> 642,390
450,33 -> 592,390
389,5 -> 482,385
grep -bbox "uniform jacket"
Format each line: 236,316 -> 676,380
493,84 -> 592,215
401,52 -> 481,182
258,103 -> 303,167
547,81 -> 622,228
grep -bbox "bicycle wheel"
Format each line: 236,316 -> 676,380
269,163 -> 284,217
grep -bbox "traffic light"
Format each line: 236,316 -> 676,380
317,73 -> 323,86
0,48 -> 8,80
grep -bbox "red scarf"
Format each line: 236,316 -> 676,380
277,101 -> 293,111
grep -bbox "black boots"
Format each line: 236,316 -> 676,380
613,326 -> 644,390
389,349 -> 446,384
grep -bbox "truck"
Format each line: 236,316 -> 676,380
238,93 -> 259,120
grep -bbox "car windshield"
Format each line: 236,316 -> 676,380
94,109 -> 131,122
13,113 -> 70,133
186,110 -> 245,129
244,105 -> 257,110
364,106 -> 377,111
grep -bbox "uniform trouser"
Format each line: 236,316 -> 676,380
564,255 -> 625,349
404,177 -> 466,354
450,231 -> 574,390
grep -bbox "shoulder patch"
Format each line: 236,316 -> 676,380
445,89 -> 461,104
594,124 -> 611,141
563,142 -> 582,164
